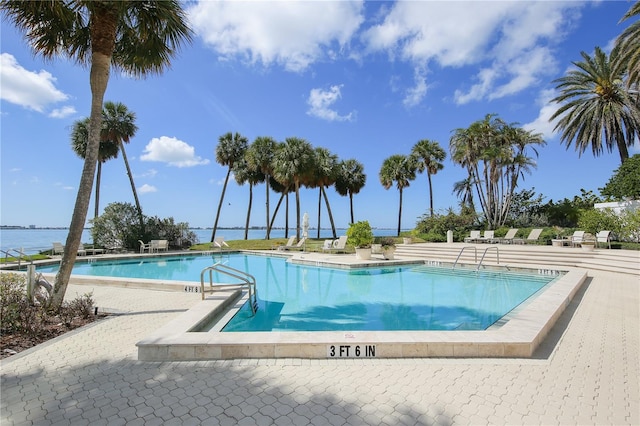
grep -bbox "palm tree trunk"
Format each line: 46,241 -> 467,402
95,162 -> 102,219
317,188 -> 322,239
427,171 -> 434,217
322,186 -> 337,238
268,192 -> 285,235
397,188 -> 403,236
52,48 -> 113,311
244,183 -> 253,240
285,193 -> 289,238
265,173 -> 271,239
295,181 -> 301,240
211,168 -> 231,242
119,142 -> 144,230
349,192 -> 355,224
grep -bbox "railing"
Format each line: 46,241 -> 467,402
477,246 -> 499,271
1,248 -> 32,269
452,246 -> 477,269
200,263 -> 258,315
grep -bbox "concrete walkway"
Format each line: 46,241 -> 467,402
1,268 -> 638,424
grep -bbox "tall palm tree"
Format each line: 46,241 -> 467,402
2,1 -> 192,311
411,139 -> 446,217
272,137 -> 314,240
309,147 -> 339,239
232,156 -> 265,240
617,1 -> 640,88
211,132 -> 248,242
102,101 -> 142,229
334,159 -> 366,224
246,136 -> 277,239
379,154 -> 417,236
550,46 -> 640,164
70,117 -> 119,220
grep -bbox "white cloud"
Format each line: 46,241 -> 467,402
48,105 -> 77,119
307,85 -> 355,122
140,136 -> 210,168
138,184 -> 157,194
188,1 -> 364,72
403,67 -> 428,108
135,169 -> 158,179
362,2 -> 583,105
0,53 -> 69,112
523,89 -> 558,140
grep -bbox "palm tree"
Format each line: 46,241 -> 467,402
334,159 -> 366,224
272,137 -> 314,240
102,101 -> 143,229
232,156 -> 265,240
70,117 -> 119,220
379,154 -> 417,236
617,1 -> 640,88
309,147 -> 339,239
211,132 -> 248,242
550,46 -> 640,164
2,1 -> 192,311
411,139 -> 446,217
453,177 -> 475,213
246,136 -> 277,239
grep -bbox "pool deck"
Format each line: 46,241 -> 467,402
1,245 -> 639,424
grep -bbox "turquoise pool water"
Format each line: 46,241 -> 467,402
38,253 -> 559,332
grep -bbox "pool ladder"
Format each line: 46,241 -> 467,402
452,246 -> 499,270
200,263 -> 258,315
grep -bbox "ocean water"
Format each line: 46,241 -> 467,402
0,227 -> 401,255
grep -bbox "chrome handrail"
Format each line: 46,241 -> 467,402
452,246 -> 477,269
200,263 -> 258,315
477,246 -> 500,270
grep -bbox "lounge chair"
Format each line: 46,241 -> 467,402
596,230 -> 612,249
213,236 -> 230,250
499,228 -> 519,244
279,237 -> 306,251
513,228 -> 543,245
322,239 -> 334,251
570,230 -> 585,247
151,239 -> 169,252
323,236 -> 348,253
79,243 -> 104,255
274,236 -> 296,250
139,240 -> 151,253
476,230 -> 496,243
464,230 -> 481,243
52,242 -> 65,255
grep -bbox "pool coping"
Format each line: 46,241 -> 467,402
136,264 -> 588,360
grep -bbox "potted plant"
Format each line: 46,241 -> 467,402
346,220 -> 374,260
380,237 -> 396,260
580,232 -> 596,251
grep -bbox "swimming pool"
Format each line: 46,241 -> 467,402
38,252 -> 559,332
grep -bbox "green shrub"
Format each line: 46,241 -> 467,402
346,221 -> 374,248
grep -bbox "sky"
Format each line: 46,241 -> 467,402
1,0 -> 638,232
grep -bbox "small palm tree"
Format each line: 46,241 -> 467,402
411,139 -> 446,217
70,117 -> 119,220
102,101 -> 143,229
334,159 -> 366,224
211,132 -> 248,242
246,136 -> 277,239
273,137 -> 314,240
379,154 -> 417,236
233,156 -> 265,240
2,0 -> 192,311
550,46 -> 640,164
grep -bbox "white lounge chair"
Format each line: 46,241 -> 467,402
273,236 -> 296,250
499,228 -> 519,244
52,242 -> 65,255
513,228 -> 543,245
279,237 -> 306,251
79,243 -> 104,255
213,237 -> 230,250
570,230 -> 585,247
323,236 -> 348,253
150,240 -> 168,253
139,240 -> 151,253
476,230 -> 496,243
464,230 -> 481,243
596,230 -> 612,249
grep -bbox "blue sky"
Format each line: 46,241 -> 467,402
1,1 -> 638,231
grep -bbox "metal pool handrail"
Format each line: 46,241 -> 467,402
200,263 -> 258,315
452,246 -> 477,268
477,246 -> 500,271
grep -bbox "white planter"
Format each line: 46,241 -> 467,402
581,244 -> 595,252
355,248 -> 372,260
381,247 -> 396,260
402,237 -> 412,244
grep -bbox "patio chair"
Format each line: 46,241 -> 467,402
464,230 -> 481,243
499,228 -> 519,244
274,236 -> 296,250
324,236 -> 348,253
513,228 -> 543,244
52,242 -> 65,255
279,237 -> 307,251
79,243 -> 104,255
139,240 -> 151,253
151,240 -> 169,253
570,230 -> 585,247
596,230 -> 612,249
476,230 -> 496,243
321,239 -> 334,251
213,237 -> 230,250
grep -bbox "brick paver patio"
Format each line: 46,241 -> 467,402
1,268 -> 638,425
